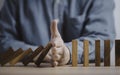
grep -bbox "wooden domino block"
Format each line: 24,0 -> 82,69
104,40 -> 110,66
83,40 -> 89,67
72,40 -> 78,67
35,43 -> 52,67
0,47 -> 14,61
115,40 -> 120,66
22,46 -> 44,66
95,40 -> 101,66
9,48 -> 24,65
9,48 -> 32,65
0,47 -> 14,66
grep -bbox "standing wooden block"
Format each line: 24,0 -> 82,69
115,40 -> 120,66
35,43 -> 52,67
9,48 -> 32,65
83,40 -> 89,67
104,40 -> 110,66
22,46 -> 44,66
72,40 -> 78,67
95,40 -> 101,66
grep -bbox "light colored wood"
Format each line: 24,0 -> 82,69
9,48 -> 32,65
8,48 -> 23,64
104,40 -> 110,66
72,40 -> 78,67
115,40 -> 120,66
0,63 -> 120,75
83,40 -> 89,67
95,40 -> 101,66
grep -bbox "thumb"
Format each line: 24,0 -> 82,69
51,19 -> 61,38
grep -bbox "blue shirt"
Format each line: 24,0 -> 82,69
0,0 -> 116,63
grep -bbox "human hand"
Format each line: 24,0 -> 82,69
44,20 -> 70,67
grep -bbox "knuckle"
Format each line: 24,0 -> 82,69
52,47 -> 57,55
52,54 -> 61,61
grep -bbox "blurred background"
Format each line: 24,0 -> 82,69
0,0 -> 120,65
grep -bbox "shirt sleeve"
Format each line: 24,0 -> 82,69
0,0 -> 38,53
65,0 -> 116,64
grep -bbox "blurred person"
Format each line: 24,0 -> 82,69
0,0 -> 115,66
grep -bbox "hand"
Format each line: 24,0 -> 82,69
44,20 -> 70,67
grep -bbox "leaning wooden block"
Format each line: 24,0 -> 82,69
22,46 -> 44,66
0,47 -> 14,61
104,40 -> 110,66
9,48 -> 24,65
95,40 -> 101,66
8,48 -> 23,64
115,40 -> 120,66
9,48 -> 32,65
0,47 -> 14,66
35,43 -> 52,67
72,40 -> 78,67
83,40 -> 89,67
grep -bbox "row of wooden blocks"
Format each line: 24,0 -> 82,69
0,40 -> 120,67
0,43 -> 52,67
72,40 -> 120,67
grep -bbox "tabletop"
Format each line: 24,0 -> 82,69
0,63 -> 120,75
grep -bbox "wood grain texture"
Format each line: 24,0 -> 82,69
9,48 -> 32,65
83,40 -> 89,67
72,40 -> 78,67
95,40 -> 101,66
104,40 -> 110,66
35,43 -> 52,67
22,46 -> 43,66
0,48 -> 14,66
9,48 -> 24,65
8,48 -> 24,64
115,40 -> 120,66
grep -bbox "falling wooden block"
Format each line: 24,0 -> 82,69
9,48 -> 32,65
35,43 -> 52,67
22,46 -> 44,66
8,48 -> 23,65
95,40 -> 101,66
0,47 -> 14,66
0,47 -> 14,61
104,40 -> 110,66
9,48 -> 24,65
115,40 -> 120,66
83,40 -> 89,67
72,40 -> 78,67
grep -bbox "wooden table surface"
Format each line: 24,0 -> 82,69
0,63 -> 120,75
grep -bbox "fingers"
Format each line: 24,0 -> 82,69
59,47 -> 70,66
50,19 -> 61,38
50,19 -> 65,67
51,47 -> 63,61
51,38 -> 63,47
50,47 -> 63,67
43,54 -> 52,62
51,61 -> 58,67
51,47 -> 63,55
51,46 -> 70,66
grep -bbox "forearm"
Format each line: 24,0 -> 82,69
0,39 -> 38,53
